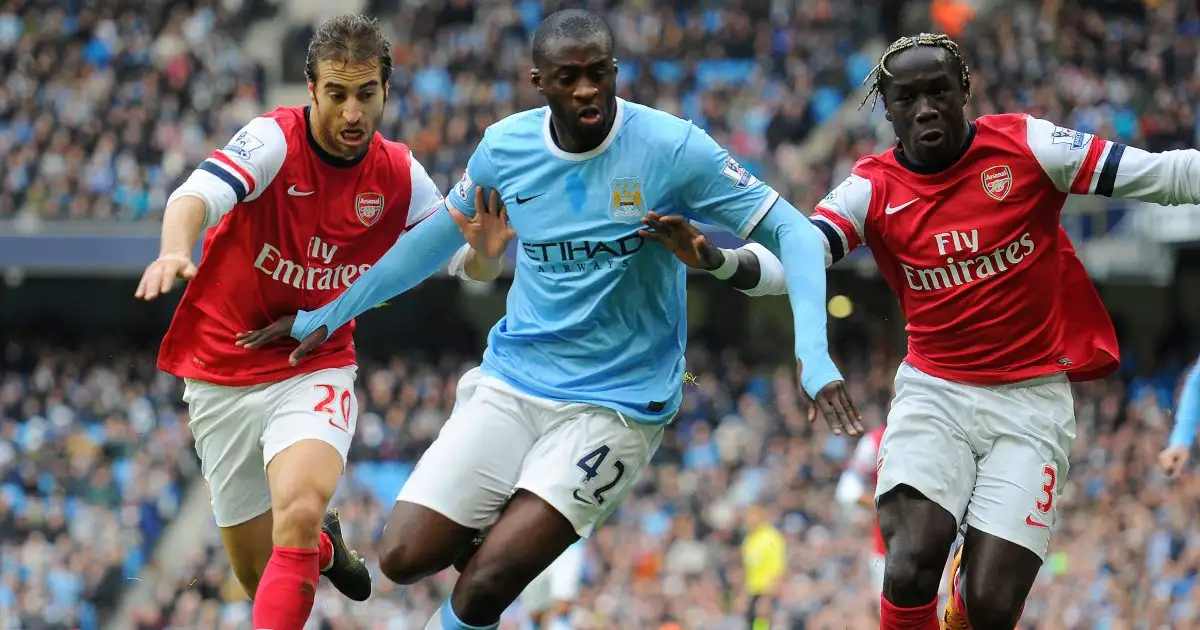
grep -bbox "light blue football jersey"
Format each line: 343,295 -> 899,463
445,98 -> 780,424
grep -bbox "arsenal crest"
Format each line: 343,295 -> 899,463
980,165 -> 1013,201
356,192 -> 384,227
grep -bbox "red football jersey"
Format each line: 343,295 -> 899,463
158,106 -> 444,386
810,114 -> 1134,385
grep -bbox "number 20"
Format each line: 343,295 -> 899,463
576,445 -> 625,505
1035,464 -> 1056,513
314,384 -> 352,432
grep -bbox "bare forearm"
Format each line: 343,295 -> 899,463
160,195 -> 208,258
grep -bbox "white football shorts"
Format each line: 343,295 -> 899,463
875,362 -> 1074,560
184,366 -> 359,527
397,367 -> 663,538
522,539 -> 587,614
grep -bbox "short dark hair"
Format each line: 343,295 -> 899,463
860,33 -> 971,111
305,14 -> 393,84
531,9 -> 613,68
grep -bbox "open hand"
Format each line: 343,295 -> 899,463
235,315 -> 329,365
638,212 -> 724,270
799,364 -> 863,436
134,254 -> 197,301
449,187 -> 515,259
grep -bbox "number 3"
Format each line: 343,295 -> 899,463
314,384 -> 352,432
1035,464 -> 1056,513
575,445 -> 626,505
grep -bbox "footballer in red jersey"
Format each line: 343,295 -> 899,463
133,15 -> 453,629
643,32 -> 1200,630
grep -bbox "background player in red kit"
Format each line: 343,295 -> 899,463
644,31 -> 1200,630
133,15 -> 452,630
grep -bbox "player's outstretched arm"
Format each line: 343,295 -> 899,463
639,213 -> 787,296
1028,116 -> 1200,205
749,200 -> 862,435
237,198 -> 471,363
1161,360 -> 1200,476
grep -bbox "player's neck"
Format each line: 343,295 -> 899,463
548,117 -> 609,154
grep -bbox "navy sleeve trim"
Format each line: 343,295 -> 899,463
810,218 -> 844,264
1095,143 -> 1126,198
198,161 -> 248,203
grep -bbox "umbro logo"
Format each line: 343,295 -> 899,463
288,185 -> 314,197
515,193 -> 545,204
885,198 -> 919,214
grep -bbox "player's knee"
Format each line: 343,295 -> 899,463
882,541 -> 946,603
453,561 -> 516,619
962,583 -> 1024,630
377,535 -> 445,585
271,494 -> 326,548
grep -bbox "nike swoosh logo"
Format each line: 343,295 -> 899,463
1025,514 -> 1049,528
288,185 -> 315,197
515,193 -> 545,204
884,199 -> 919,214
572,489 -> 594,505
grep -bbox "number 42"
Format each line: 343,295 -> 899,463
574,445 -> 625,505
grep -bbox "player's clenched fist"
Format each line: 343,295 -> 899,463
236,316 -> 328,366
1159,445 -> 1189,477
134,253 -> 198,301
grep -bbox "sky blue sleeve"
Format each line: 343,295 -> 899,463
1169,361 -> 1200,448
747,199 -> 842,397
290,207 -> 467,341
674,125 -> 781,239
445,134 -> 500,219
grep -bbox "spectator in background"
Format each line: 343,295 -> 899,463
741,504 -> 786,630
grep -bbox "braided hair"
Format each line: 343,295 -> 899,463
859,33 -> 971,111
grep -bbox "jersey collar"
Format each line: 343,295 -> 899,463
892,122 -> 977,175
305,106 -> 370,169
542,98 -> 626,162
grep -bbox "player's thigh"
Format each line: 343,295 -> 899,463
395,368 -> 539,531
184,378 -> 271,528
517,407 -> 664,538
452,490 -> 581,619
876,364 -> 977,531
966,378 -> 1074,562
261,366 -> 359,478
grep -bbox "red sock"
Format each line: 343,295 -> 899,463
318,531 -> 334,572
252,546 -> 319,630
880,594 -> 940,630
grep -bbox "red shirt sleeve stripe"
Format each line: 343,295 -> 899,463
1068,137 -> 1106,195
211,151 -> 256,197
812,207 -> 863,251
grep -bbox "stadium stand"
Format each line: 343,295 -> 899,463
4,0 -> 1200,629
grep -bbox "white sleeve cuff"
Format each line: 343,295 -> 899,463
447,244 -> 483,283
738,242 -> 787,297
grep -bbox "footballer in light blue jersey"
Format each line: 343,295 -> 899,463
437,97 -> 790,423
240,10 -> 858,630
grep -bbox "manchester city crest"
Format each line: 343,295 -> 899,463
609,177 -> 646,222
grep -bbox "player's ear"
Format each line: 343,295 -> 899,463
530,68 -> 543,94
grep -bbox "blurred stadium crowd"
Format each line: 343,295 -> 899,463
3,0 -> 1200,628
